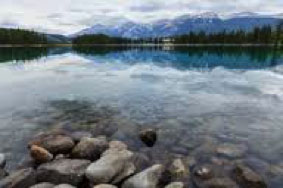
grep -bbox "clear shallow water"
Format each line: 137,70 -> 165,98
0,47 -> 283,186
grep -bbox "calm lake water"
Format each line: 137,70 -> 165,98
0,46 -> 283,186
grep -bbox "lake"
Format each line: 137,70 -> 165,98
0,46 -> 283,187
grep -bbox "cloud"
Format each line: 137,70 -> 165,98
0,0 -> 281,35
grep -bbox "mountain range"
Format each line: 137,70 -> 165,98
72,12 -> 282,38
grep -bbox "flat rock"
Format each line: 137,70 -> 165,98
93,184 -> 118,188
233,164 -> 267,188
29,132 -> 75,155
0,168 -> 36,188
30,182 -> 55,188
71,137 -> 108,161
0,154 -> 6,169
30,145 -> 53,164
37,159 -> 91,186
165,182 -> 184,188
54,184 -> 76,188
122,164 -> 164,188
216,144 -> 247,158
85,148 -> 135,184
139,129 -> 157,147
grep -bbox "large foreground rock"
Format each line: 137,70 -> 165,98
233,164 -> 267,188
30,145 -> 53,164
30,182 -> 55,188
0,168 -> 36,188
93,184 -> 118,188
54,184 -> 76,188
169,159 -> 189,181
122,164 -> 164,188
165,182 -> 184,188
71,137 -> 108,161
37,159 -> 91,186
29,132 -> 75,155
85,148 -> 135,184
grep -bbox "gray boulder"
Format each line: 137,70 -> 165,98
233,164 -> 267,188
0,168 -> 36,188
169,159 -> 189,181
37,159 -> 91,186
109,141 -> 128,151
85,148 -> 135,184
30,182 -> 55,188
122,164 -> 164,188
29,132 -> 75,155
0,154 -> 6,169
93,184 -> 118,188
165,182 -> 184,188
71,137 -> 108,161
54,184 -> 76,188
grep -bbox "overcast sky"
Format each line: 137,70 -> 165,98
0,0 -> 282,35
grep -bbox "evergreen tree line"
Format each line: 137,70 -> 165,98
0,28 -> 47,44
173,23 -> 283,45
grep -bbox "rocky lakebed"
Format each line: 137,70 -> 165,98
0,127 -> 269,188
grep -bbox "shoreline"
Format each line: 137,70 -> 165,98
0,43 -> 281,48
0,129 -> 269,188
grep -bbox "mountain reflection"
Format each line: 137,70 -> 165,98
0,46 -> 282,70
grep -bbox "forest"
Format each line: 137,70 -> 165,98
0,28 -> 47,44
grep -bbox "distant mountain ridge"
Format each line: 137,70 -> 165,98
72,12 -> 282,38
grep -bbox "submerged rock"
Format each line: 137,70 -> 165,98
193,165 -> 214,181
165,182 -> 184,188
29,133 -> 75,155
30,145 -> 53,164
216,144 -> 247,159
0,154 -> 6,169
71,136 -> 108,161
86,148 -> 135,184
30,182 -> 55,188
139,129 -> 157,147
232,164 -> 267,188
37,159 -> 91,186
0,168 -> 36,188
93,184 -> 118,188
122,164 -> 164,188
202,178 -> 239,188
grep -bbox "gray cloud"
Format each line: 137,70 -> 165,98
0,0 -> 282,35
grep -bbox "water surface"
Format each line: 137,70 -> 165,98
0,46 -> 283,187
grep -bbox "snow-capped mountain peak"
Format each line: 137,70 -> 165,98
72,12 -> 281,38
